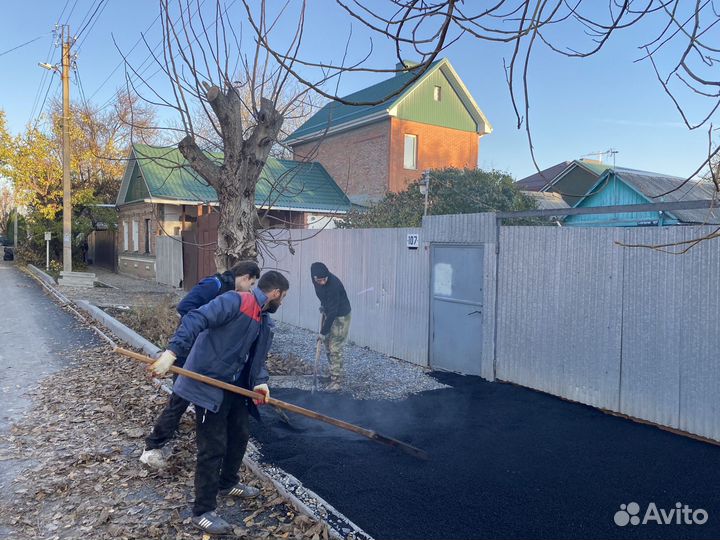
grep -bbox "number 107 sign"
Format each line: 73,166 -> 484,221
406,233 -> 419,249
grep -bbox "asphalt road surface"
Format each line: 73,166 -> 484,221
254,372 -> 720,540
0,262 -> 98,537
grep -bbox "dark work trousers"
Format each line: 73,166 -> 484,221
193,391 -> 251,516
145,374 -> 190,450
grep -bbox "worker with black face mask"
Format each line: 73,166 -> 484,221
310,262 -> 351,392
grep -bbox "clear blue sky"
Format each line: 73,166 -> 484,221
0,1 -> 714,181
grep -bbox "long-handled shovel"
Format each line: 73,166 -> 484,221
115,347 -> 428,460
312,313 -> 325,394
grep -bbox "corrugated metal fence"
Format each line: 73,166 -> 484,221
261,228 -> 429,365
156,235 -> 184,288
496,225 -> 720,441
259,215 -> 720,441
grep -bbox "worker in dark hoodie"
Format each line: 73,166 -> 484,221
310,262 -> 351,391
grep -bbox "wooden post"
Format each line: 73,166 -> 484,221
61,26 -> 72,272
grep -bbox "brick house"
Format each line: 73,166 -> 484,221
285,58 -> 492,205
115,144 -> 351,280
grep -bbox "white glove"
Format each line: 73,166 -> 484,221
253,383 -> 270,405
150,350 -> 176,376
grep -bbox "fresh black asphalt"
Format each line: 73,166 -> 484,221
254,372 -> 720,540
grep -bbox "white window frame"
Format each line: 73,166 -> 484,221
132,219 -> 139,252
403,134 -> 417,170
433,85 -> 442,101
123,220 -> 129,251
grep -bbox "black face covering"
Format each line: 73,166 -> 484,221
310,262 -> 329,279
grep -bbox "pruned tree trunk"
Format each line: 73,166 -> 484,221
179,84 -> 283,271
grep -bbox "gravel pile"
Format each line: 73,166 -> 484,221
268,322 -> 448,400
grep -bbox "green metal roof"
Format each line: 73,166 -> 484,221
121,144 -> 351,212
286,58 -> 491,142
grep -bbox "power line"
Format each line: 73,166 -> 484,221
94,0 -> 213,112
0,34 -> 50,58
28,36 -> 59,127
57,0 -> 72,21
76,0 -> 108,42
74,65 -> 90,111
33,74 -> 59,130
75,0 -> 111,52
64,0 -> 81,25
73,0 -> 101,36
86,12 -> 162,101
27,0 -> 72,127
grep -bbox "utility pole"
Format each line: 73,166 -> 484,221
61,25 -> 72,273
39,26 -> 94,287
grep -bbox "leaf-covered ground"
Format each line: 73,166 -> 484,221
0,345 -> 330,540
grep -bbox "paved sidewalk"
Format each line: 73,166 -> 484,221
0,261 -> 100,539
58,266 -> 185,307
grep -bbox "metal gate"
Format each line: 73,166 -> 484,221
92,230 -> 117,272
156,236 -> 184,288
429,244 -> 484,374
181,213 -> 219,291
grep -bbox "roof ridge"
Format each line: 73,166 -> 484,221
286,59 -> 461,142
122,144 -> 351,212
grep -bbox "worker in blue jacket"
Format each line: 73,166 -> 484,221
150,270 -> 289,535
140,260 -> 260,469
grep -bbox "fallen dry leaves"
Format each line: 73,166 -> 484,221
0,345 -> 331,539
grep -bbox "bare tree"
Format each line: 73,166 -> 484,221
254,1 -> 720,190
124,0 -> 325,271
122,1 -> 720,265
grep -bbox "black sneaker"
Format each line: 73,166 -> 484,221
191,511 -> 232,535
218,482 -> 260,498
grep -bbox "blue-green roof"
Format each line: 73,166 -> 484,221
119,144 -> 351,213
286,58 -> 491,142
287,64 -> 439,141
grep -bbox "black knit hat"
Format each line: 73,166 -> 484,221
310,262 -> 330,279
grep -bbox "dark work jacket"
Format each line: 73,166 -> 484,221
172,272 -> 235,367
177,272 -> 235,317
313,273 -> 351,335
168,288 -> 273,418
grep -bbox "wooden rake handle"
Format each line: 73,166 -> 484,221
114,347 -> 428,460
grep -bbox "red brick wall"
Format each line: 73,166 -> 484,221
117,202 -> 159,255
292,117 -> 480,198
116,202 -> 157,279
388,118 -> 479,193
292,120 -> 390,199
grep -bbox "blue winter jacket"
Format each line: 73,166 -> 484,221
172,272 -> 235,368
168,288 -> 273,416
177,272 -> 235,317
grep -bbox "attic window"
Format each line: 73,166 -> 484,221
433,85 -> 442,102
